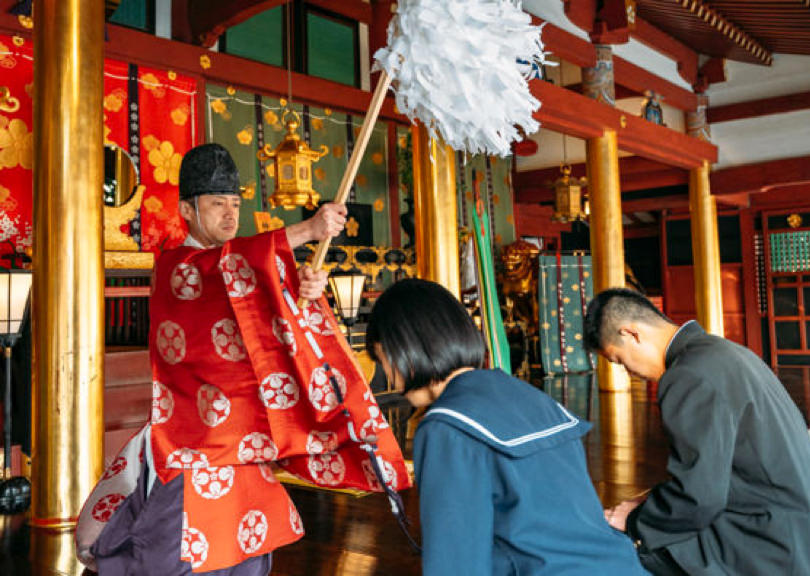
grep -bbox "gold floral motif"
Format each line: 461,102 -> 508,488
210,98 -> 231,121
104,89 -> 126,112
492,193 -> 500,206
356,174 -> 367,187
12,36 -> 24,47
0,117 -> 33,170
398,135 -> 407,149
18,15 -> 33,29
353,126 -> 361,139
279,98 -> 287,107
264,110 -> 279,125
265,164 -> 276,178
374,197 -> 385,212
324,108 -> 331,116
240,182 -> 256,200
0,184 -> 17,210
313,167 -> 325,182
332,145 -> 344,159
148,140 -> 182,185
571,284 -> 579,291
168,70 -> 177,81
506,213 -> 514,225
140,73 -> 166,98
0,42 -> 17,69
371,152 -> 384,165
311,117 -> 323,131
494,233 -> 502,244
199,54 -> 211,70
574,334 -> 582,340
171,105 -> 189,126
226,86 -> 236,95
142,135 -> 161,152
236,125 -> 254,145
143,195 -> 164,213
346,217 -> 359,237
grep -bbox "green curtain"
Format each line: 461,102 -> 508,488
538,254 -> 595,375
204,83 -> 393,245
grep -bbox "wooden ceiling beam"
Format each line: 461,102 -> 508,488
528,80 -> 716,167
711,155 -> 810,197
671,0 -> 772,65
707,91 -> 810,124
631,18 -> 699,86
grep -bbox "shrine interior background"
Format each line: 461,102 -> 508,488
0,0 -> 808,552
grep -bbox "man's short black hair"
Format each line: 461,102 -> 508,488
584,287 -> 673,351
366,278 -> 486,393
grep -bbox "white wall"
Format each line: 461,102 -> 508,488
706,54 -> 810,107
712,109 -> 810,169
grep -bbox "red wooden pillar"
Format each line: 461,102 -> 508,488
739,208 -> 763,356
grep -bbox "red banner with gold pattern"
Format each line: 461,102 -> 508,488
0,35 -> 33,261
0,34 -> 198,262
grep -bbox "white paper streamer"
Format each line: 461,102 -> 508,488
373,0 -> 551,157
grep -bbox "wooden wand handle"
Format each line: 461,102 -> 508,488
300,69 -> 393,307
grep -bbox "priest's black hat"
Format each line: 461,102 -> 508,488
178,143 -> 240,200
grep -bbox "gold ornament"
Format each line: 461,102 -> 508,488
551,164 -> 588,223
788,213 -> 803,229
256,108 -> 328,210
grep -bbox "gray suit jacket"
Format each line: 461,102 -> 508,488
628,321 -> 810,575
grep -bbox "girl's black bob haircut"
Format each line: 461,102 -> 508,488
366,278 -> 486,394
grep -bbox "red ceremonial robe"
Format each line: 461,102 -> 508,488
146,229 -> 410,572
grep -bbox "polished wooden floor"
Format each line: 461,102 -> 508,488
2,369 -> 808,576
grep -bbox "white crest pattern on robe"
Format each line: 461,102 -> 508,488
171,263 -> 203,300
238,510 -> 269,554
259,372 -> 300,410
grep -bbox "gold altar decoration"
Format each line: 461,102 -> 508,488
300,244 -> 416,284
103,144 -> 154,269
499,240 -> 540,332
257,108 -> 328,210
551,164 -> 588,223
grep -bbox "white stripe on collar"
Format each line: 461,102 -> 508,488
665,319 -> 698,358
425,403 -> 579,447
183,234 -> 207,249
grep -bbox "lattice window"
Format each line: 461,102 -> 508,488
769,230 -> 810,273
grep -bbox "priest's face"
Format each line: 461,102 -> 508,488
181,194 -> 241,247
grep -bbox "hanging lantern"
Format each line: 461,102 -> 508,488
551,164 -> 588,223
257,108 -> 328,210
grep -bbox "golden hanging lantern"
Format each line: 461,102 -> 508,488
257,108 -> 328,210
551,164 -> 588,223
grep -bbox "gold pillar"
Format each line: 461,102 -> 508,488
587,130 -> 629,391
32,0 -> 105,528
412,124 -> 460,298
598,390 -> 637,506
689,160 -> 724,336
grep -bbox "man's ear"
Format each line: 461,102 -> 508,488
618,324 -> 641,344
178,199 -> 194,221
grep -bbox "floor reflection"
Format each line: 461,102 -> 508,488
3,368 -> 809,575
